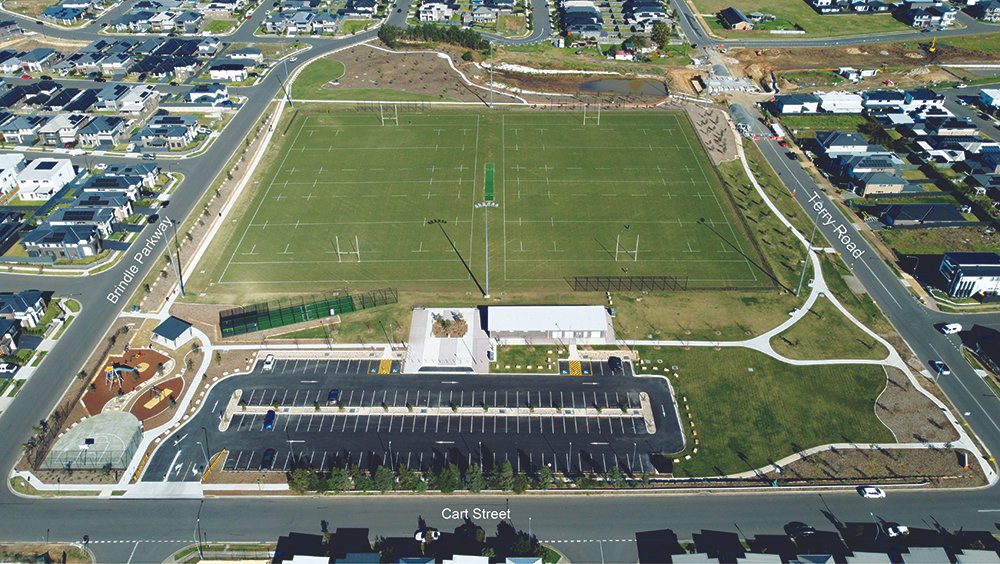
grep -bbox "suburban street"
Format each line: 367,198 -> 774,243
0,0 -> 999,562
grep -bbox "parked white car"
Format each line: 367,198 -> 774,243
941,323 -> 962,335
262,354 -> 275,371
858,486 -> 885,499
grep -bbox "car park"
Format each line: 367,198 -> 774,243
940,323 -> 962,335
263,354 -> 275,371
930,360 -> 951,376
608,356 -> 624,375
859,486 -> 885,498
259,448 -> 276,469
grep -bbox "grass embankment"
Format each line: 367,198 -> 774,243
878,226 -> 1000,255
771,296 -> 889,360
635,346 -> 892,477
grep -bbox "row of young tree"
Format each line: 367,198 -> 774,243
378,24 -> 489,50
288,460 -> 652,494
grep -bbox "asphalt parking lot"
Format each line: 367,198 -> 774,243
143,358 -> 683,482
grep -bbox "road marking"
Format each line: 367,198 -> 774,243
301,380 -> 317,384
977,509 -> 1000,513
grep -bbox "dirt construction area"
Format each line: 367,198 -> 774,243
733,41 -> 1000,91
331,44 -> 522,104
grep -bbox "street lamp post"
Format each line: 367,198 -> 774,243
195,440 -> 209,469
795,210 -> 820,297
474,202 -> 499,299
169,219 -> 185,297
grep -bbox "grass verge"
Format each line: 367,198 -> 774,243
771,296 -> 889,360
634,346 -> 892,476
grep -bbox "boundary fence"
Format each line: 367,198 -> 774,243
219,289 -> 398,337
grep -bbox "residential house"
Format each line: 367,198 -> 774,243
923,117 -> 978,136
773,93 -> 820,114
97,52 -> 132,76
228,47 -> 263,64
16,158 -> 75,201
312,11 -> 339,33
420,0 -> 454,20
903,3 -> 957,27
74,192 -> 133,220
78,115 -> 126,148
562,0 -> 604,39
471,5 -> 498,22
139,114 -> 198,149
0,210 -> 20,255
0,318 -> 19,356
37,112 -> 89,147
0,115 -> 48,145
198,37 -> 222,57
342,0 -> 378,17
208,61 -> 250,81
838,152 -> 904,177
0,153 -> 24,197
103,163 -> 158,188
0,289 -> 45,328
980,88 -> 1000,109
879,203 -> 965,227
19,48 -> 57,72
902,87 -> 946,110
21,224 -> 102,260
119,84 -> 160,116
187,83 -> 229,105
47,207 -> 116,239
960,152 -> 1000,175
817,91 -> 864,113
815,131 -> 870,156
862,89 -> 907,109
41,5 -> 85,24
175,11 -> 202,32
972,0 -> 1000,20
79,174 -> 143,200
0,21 -> 23,41
854,171 -> 907,196
624,0 -> 667,28
718,6 -> 753,29
939,252 -> 1000,298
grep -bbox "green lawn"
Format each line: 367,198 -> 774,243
771,296 -> 889,360
185,108 -> 772,303
492,345 -> 567,373
290,57 -> 346,99
779,114 -> 869,136
692,0 -> 911,38
878,226 -> 1000,255
339,19 -> 373,35
204,19 -> 237,33
635,346 -> 892,476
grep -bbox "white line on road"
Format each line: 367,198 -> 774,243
301,380 -> 317,384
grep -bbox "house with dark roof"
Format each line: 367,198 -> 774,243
73,192 -> 133,220
0,115 -> 47,145
187,82 -> 228,105
78,115 -> 126,147
37,112 -> 89,147
152,316 -> 193,349
773,93 -> 820,115
815,131 -> 870,156
972,0 -> 1000,22
47,207 -> 116,239
103,163 -> 158,187
879,203 -> 966,227
939,252 -> 1000,298
80,174 -> 142,200
718,7 -> 753,29
854,171 -> 909,196
21,224 -> 102,260
139,114 -> 198,149
0,290 -> 46,328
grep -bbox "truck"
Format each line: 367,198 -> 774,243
770,122 -> 786,139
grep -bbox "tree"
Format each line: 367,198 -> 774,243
650,21 -> 671,49
498,460 -> 515,491
398,464 -> 421,490
512,474 -> 530,494
462,51 -> 474,61
289,468 -> 319,493
465,463 -> 486,493
328,468 -> 351,492
350,466 -> 372,492
374,465 -> 395,492
537,466 -> 553,490
434,464 -> 462,493
609,465 -> 625,488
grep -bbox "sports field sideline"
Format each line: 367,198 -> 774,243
191,108 -> 772,299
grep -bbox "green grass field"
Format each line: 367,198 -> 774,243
692,0 -> 911,38
635,346 -> 892,476
188,108 -> 771,302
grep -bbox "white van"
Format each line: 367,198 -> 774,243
941,323 -> 962,335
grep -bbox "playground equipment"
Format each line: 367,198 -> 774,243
104,364 -> 139,389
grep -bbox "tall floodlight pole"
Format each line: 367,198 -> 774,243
170,219 -> 185,296
475,202 -> 499,299
795,210 -> 821,297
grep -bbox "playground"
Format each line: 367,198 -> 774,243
82,349 -> 170,416
129,376 -> 184,422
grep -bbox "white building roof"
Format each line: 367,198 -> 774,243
487,305 -> 607,333
0,153 -> 24,172
17,158 -> 73,182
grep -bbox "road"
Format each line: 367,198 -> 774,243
0,2 -> 999,564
